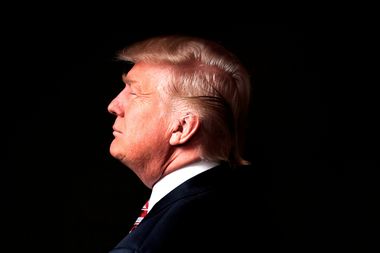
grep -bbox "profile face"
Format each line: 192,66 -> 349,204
107,62 -> 173,179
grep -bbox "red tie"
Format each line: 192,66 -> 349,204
129,200 -> 149,233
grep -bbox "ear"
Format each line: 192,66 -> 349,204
169,113 -> 200,146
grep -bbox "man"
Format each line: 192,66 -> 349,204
107,35 -> 277,252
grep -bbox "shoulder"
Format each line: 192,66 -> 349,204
112,163 -> 279,252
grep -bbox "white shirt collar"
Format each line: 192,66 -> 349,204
148,160 -> 219,213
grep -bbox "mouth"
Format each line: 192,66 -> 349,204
112,127 -> 122,134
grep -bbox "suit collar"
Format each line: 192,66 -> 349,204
148,160 -> 218,212
147,163 -> 231,217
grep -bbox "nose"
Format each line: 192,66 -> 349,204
108,97 -> 124,116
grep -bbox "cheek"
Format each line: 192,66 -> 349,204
123,101 -> 170,141
136,117 -> 171,146
124,103 -> 164,130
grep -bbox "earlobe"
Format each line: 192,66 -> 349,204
169,113 -> 200,146
169,131 -> 182,145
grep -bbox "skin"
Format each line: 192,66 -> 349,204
108,62 -> 201,188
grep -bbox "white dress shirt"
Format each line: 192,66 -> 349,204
147,160 -> 219,213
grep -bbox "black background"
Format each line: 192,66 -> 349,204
4,6 -> 377,253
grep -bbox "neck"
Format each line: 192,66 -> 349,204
162,151 -> 201,180
146,146 -> 202,188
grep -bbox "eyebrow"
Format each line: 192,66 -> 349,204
122,76 -> 140,87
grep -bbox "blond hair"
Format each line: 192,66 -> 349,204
117,35 -> 251,165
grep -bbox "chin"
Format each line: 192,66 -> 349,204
110,143 -> 131,164
109,143 -> 120,158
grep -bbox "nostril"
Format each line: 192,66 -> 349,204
108,99 -> 122,116
107,102 -> 116,114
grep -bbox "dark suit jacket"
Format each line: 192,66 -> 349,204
109,163 -> 279,253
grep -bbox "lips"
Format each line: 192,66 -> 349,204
112,126 -> 122,134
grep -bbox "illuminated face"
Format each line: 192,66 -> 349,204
107,62 -> 174,187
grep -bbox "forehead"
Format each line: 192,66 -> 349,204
124,62 -> 172,90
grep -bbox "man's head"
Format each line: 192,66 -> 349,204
108,35 -> 251,187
